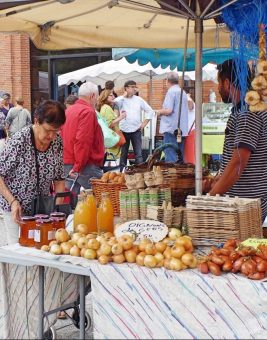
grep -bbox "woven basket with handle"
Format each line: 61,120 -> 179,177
90,179 -> 127,216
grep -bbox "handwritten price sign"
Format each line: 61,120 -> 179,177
241,238 -> 267,249
115,220 -> 168,243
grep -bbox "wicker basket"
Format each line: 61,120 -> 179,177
186,195 -> 263,246
91,179 -> 127,216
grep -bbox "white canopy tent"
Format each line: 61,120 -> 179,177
58,58 -> 178,88
58,58 -> 218,87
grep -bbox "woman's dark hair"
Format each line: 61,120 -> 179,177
34,100 -> 66,128
105,80 -> 115,90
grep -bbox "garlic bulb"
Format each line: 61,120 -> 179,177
257,60 -> 267,75
249,101 -> 267,113
245,91 -> 261,106
251,75 -> 267,91
260,88 -> 267,101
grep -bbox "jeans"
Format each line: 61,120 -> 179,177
120,129 -> 143,171
64,164 -> 103,196
163,132 -> 185,163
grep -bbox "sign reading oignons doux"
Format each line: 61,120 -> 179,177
115,220 -> 168,243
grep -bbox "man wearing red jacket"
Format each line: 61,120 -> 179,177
62,82 -> 105,195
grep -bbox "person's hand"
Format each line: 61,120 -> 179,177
203,173 -> 220,193
155,110 -> 161,116
140,123 -> 146,130
11,200 -> 22,224
202,177 -> 214,193
120,110 -> 126,119
68,169 -> 79,179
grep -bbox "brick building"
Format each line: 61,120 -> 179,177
0,32 -> 221,115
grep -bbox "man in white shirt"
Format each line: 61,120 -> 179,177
115,80 -> 154,171
155,72 -> 189,162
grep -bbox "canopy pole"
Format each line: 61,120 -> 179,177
149,71 -> 153,154
195,6 -> 203,194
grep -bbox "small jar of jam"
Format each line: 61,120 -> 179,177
19,216 -> 36,247
50,212 -> 66,230
34,218 -> 55,249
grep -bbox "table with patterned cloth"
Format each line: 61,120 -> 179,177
0,244 -> 85,339
0,245 -> 266,339
89,262 -> 267,339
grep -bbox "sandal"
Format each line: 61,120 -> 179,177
58,311 -> 67,320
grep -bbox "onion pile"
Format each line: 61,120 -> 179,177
41,226 -> 198,271
198,239 -> 267,280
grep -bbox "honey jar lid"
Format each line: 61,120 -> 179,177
21,216 -> 36,221
50,212 -> 66,218
34,214 -> 49,219
51,217 -> 65,222
36,218 -> 52,224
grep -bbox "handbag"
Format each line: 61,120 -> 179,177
96,112 -> 120,148
184,120 -> 195,164
115,129 -> 126,147
30,127 -> 55,215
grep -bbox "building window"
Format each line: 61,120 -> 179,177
30,42 -> 111,110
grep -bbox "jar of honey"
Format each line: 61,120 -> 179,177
50,212 -> 66,230
19,216 -> 36,247
34,218 -> 54,249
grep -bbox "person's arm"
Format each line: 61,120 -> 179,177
140,119 -> 150,130
0,137 -> 23,222
155,108 -> 172,116
53,138 -> 66,203
209,147 -> 251,195
26,109 -> 32,125
155,90 -> 174,116
0,176 -> 21,223
110,111 -> 126,128
188,98 -> 194,111
4,110 -> 12,131
140,99 -> 153,129
53,180 -> 65,205
101,105 -> 126,128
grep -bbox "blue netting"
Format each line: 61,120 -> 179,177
219,0 -> 267,104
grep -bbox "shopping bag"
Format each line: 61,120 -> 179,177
96,112 -> 120,148
116,130 -> 126,147
31,195 -> 55,215
184,122 -> 195,164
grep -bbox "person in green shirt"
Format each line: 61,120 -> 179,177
97,89 -> 126,158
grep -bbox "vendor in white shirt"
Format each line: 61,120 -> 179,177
115,80 -> 154,171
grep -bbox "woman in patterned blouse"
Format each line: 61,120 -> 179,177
0,100 -> 66,245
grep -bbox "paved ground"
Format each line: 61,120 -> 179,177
49,293 -> 94,339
